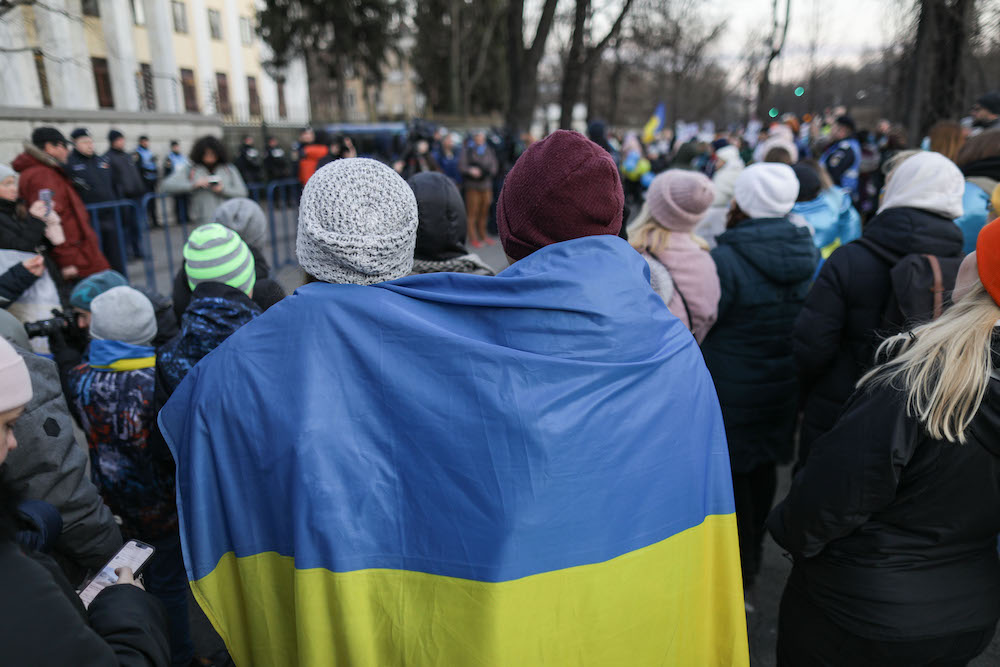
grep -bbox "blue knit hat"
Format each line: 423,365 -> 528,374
69,270 -> 128,311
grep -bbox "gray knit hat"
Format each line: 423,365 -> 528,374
213,197 -> 267,250
89,286 -> 157,346
0,164 -> 15,183
296,158 -> 418,285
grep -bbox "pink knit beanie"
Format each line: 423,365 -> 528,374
0,337 -> 31,413
646,170 -> 715,233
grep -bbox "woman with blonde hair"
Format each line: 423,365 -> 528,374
629,169 -> 720,342
769,217 -> 1000,666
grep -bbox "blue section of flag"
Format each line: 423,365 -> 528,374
160,235 -> 735,584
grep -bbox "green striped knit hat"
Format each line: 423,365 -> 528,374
183,223 -> 256,296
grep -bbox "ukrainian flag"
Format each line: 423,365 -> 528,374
159,235 -> 748,666
642,102 -> 666,144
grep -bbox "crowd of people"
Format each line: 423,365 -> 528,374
0,87 -> 999,666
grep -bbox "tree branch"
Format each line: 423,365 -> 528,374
583,0 -> 634,68
525,0 -> 560,69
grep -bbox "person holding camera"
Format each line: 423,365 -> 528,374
460,131 -> 498,248
161,135 -> 248,226
0,336 -> 170,667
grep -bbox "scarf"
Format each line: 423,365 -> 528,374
89,339 -> 155,372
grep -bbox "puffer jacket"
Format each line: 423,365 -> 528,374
768,342 -> 1000,641
701,217 -> 819,473
0,477 -> 169,667
156,282 -> 262,406
160,162 -> 248,226
66,341 -> 176,542
2,344 -> 122,577
11,143 -> 110,278
793,207 -> 965,464
791,186 -> 862,258
955,158 -> 1000,255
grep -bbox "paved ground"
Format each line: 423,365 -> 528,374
176,228 -> 1000,666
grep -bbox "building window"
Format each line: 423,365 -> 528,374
91,57 -> 114,109
215,72 -> 231,114
140,63 -> 156,111
208,9 -> 222,40
171,1 -> 187,33
82,0 -> 100,17
247,76 -> 260,116
276,80 -> 287,119
239,16 -> 253,46
34,50 -> 52,107
180,68 -> 198,112
345,90 -> 356,110
129,0 -> 145,26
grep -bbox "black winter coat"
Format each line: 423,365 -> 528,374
0,198 -> 65,302
793,207 -> 964,463
0,262 -> 38,307
701,218 -> 819,473
0,482 -> 169,666
768,357 -> 1000,641
67,150 -> 117,204
104,149 -> 145,200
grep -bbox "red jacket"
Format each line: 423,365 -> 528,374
12,144 -> 110,278
298,144 -> 329,186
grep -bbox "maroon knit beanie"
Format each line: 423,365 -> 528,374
497,130 -> 624,261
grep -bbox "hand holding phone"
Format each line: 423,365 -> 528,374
78,539 -> 155,608
39,189 -> 53,217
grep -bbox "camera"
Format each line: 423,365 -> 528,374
24,309 -> 72,339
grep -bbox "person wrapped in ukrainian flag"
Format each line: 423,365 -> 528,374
159,131 -> 749,666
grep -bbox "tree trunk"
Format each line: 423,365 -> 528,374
607,58 -> 624,126
559,0 -> 590,130
755,0 -> 791,120
448,0 -> 462,115
506,0 -> 559,135
903,0 -> 935,145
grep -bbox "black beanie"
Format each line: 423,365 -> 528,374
976,92 -> 1000,115
792,163 -> 821,202
31,127 -> 68,149
70,127 -> 91,140
108,129 -> 124,143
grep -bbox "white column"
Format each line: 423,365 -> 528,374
222,0 -> 247,118
32,0 -> 99,109
143,0 -> 181,112
0,7 -> 44,108
97,0 -> 140,111
189,0 -> 216,113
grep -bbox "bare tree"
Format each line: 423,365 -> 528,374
755,0 -> 791,120
507,0 -> 560,134
558,0 -> 634,129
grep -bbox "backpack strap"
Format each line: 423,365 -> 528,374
672,282 -> 696,335
923,254 -> 944,319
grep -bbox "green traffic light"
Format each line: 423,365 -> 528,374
794,87 -> 805,97
769,108 -> 779,118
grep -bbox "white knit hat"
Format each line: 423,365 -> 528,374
0,164 -> 15,183
296,158 -> 418,285
90,286 -> 157,346
733,163 -> 800,219
0,337 -> 31,412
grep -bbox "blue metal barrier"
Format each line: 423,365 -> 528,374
140,192 -> 192,283
87,181 -> 300,297
247,182 -> 268,204
84,200 -> 154,288
265,179 -> 302,269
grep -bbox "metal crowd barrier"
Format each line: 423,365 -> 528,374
85,179 -> 301,294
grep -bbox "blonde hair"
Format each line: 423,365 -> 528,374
627,203 -> 709,254
858,282 -> 1000,443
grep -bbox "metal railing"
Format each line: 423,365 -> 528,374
84,179 -> 302,294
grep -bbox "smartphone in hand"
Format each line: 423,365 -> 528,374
78,539 -> 156,609
39,189 -> 53,216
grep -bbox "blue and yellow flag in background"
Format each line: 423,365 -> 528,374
642,102 -> 666,143
159,235 -> 749,666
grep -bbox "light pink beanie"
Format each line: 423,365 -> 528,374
0,337 -> 31,412
647,170 -> 716,233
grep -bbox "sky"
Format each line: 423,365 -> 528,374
703,0 -> 900,82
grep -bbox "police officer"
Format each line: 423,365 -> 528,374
133,135 -> 159,228
263,136 -> 291,181
67,128 -> 126,273
235,134 -> 265,185
819,115 -> 862,202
